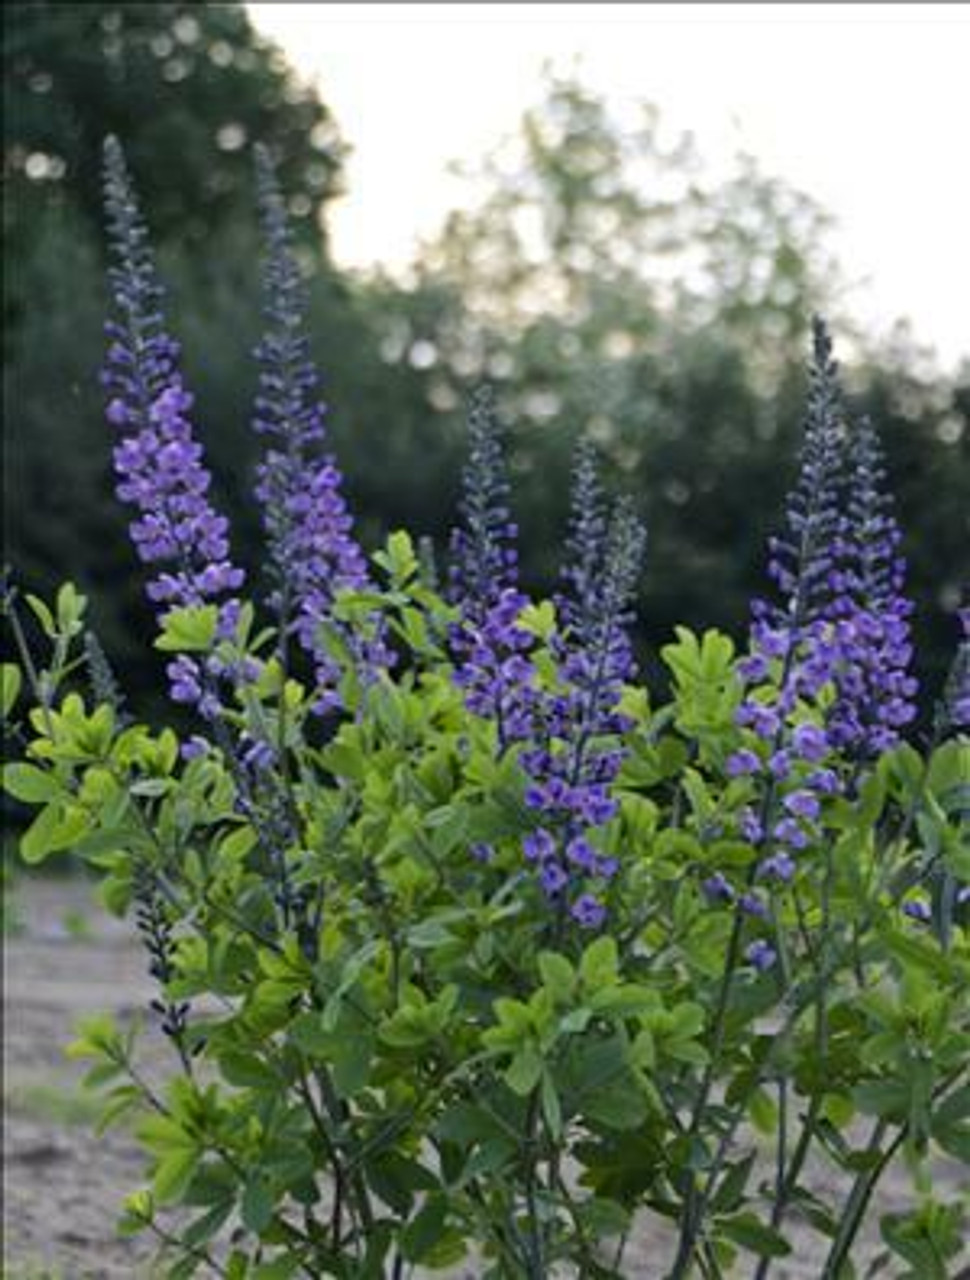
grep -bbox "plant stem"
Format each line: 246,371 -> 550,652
522,1089 -> 546,1279
668,903 -> 746,1280
752,1092 -> 823,1280
821,1119 -> 896,1279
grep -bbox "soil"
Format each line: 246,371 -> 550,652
3,875 -> 968,1279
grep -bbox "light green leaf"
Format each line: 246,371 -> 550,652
2,762 -> 60,804
154,605 -> 219,652
1,664 -> 22,718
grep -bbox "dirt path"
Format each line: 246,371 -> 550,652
4,877 -> 158,1278
4,875 -> 968,1278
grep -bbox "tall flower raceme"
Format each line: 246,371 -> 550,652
251,145 -> 381,713
824,414 -> 917,756
718,319 -> 862,962
448,385 -> 539,748
556,440 -> 609,636
101,136 -> 244,714
450,422 -> 645,926
521,480 -> 647,929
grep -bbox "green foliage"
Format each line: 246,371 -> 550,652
4,572 -> 969,1278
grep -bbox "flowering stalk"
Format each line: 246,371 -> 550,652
101,135 -> 244,713
718,318 -> 851,958
523,450 -> 646,929
252,145 -> 378,713
825,414 -> 917,756
672,319 -> 854,1279
102,138 -> 302,933
449,386 -> 538,749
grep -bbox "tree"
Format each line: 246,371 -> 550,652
3,3 -> 343,253
366,74 -> 968,700
3,3 -> 351,708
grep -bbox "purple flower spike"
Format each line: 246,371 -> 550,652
452,433 -> 644,924
448,387 -> 539,751
252,146 -> 381,706
822,415 -> 916,756
557,441 -> 609,640
736,321 -> 913,771
102,137 -> 244,649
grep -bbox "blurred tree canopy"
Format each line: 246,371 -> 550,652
3,7 -> 967,716
362,76 -> 968,698
4,1 -> 343,256
3,2 -> 439,707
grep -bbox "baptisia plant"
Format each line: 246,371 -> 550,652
2,140 -> 968,1280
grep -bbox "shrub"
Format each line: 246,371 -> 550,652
2,138 -> 968,1279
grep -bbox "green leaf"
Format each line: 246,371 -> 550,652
2,762 -> 60,803
580,936 -> 619,990
182,1200 -> 234,1250
578,1197 -> 631,1241
153,1148 -> 199,1204
519,600 -> 557,640
117,1190 -> 154,1237
20,802 -> 63,863
506,1046 -> 543,1096
748,1086 -> 778,1136
374,530 -> 419,587
154,605 -> 219,652
252,1257 -> 301,1280
26,593 -> 56,638
219,824 -> 258,862
564,1036 -> 648,1131
853,1079 -> 909,1122
710,1152 -> 756,1214
56,582 -> 87,635
331,1030 -> 374,1099
400,1195 -> 448,1262
538,950 -> 576,1003
1,663 -> 21,718
541,1069 -> 562,1139
218,1052 -> 281,1091
718,1213 -> 791,1258
241,1176 -> 275,1234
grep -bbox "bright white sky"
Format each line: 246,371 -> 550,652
248,2 -> 969,370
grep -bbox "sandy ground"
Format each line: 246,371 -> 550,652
3,875 -> 968,1279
